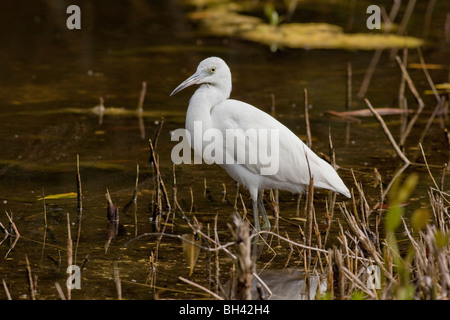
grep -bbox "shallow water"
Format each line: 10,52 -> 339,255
0,0 -> 449,300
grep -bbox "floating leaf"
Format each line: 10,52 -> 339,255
425,82 -> 450,95
408,63 -> 446,70
37,192 -> 77,200
181,233 -> 202,276
289,217 -> 307,222
325,108 -> 414,118
436,83 -> 450,89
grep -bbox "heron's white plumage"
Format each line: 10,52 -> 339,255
211,99 -> 350,198
171,57 -> 350,229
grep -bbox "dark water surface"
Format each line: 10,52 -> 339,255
0,0 -> 449,299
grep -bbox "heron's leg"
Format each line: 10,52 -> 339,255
258,191 -> 270,230
252,198 -> 260,231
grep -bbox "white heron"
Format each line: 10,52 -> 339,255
171,57 -> 350,230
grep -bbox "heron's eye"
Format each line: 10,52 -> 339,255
210,67 -> 216,74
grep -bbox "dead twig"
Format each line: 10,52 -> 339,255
148,138 -> 171,213
395,55 -> 426,146
364,98 -> 410,165
178,276 -> 224,300
304,88 -> 312,148
25,255 -> 36,300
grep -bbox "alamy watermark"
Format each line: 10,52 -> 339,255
67,265 -> 81,289
365,265 -> 381,290
366,5 -> 381,30
65,4 -> 381,31
66,5 -> 81,30
171,121 -> 280,175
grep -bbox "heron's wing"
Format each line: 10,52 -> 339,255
211,99 -> 350,196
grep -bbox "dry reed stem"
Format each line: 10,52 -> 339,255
205,223 -> 212,290
255,231 -> 328,254
233,182 -> 240,212
134,164 -> 139,236
221,183 -> 227,202
350,169 -> 371,223
76,154 -> 82,213
304,88 -> 312,148
66,212 -> 72,300
178,276 -> 224,300
346,62 -> 352,110
5,211 -> 20,237
379,6 -> 392,32
154,203 -> 173,265
98,96 -> 105,125
137,81 -> 147,111
338,202 -> 395,283
303,144 -> 314,256
145,251 -> 157,290
342,266 -> 377,299
189,187 -> 194,215
381,163 -> 409,200
397,0 -> 417,36
417,47 -> 441,103
0,221 -> 8,237
229,214 -> 253,300
399,48 -> 408,136
153,117 -> 165,150
419,143 -> 440,191
41,188 -> 48,229
389,0 -> 417,59
414,98 -> 447,160
358,49 -> 382,99
148,138 -> 171,212
389,0 -> 401,22
114,262 -> 122,300
75,155 -> 83,264
306,178 -> 315,257
137,82 -> 146,139
364,98 -> 411,165
172,164 -> 187,221
274,189 -> 279,217
395,55 -> 426,146
54,282 -> 66,300
40,188 -> 48,265
213,214 -> 222,295
239,193 -> 248,219
322,195 -> 335,248
328,127 -> 337,170
2,279 -> 11,300
25,255 -> 36,300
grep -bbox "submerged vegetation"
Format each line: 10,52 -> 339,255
184,0 -> 424,51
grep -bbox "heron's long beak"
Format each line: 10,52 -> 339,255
170,72 -> 202,96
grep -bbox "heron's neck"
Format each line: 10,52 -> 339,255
194,83 -> 231,107
186,84 -> 230,132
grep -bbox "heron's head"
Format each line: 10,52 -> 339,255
170,57 -> 232,97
